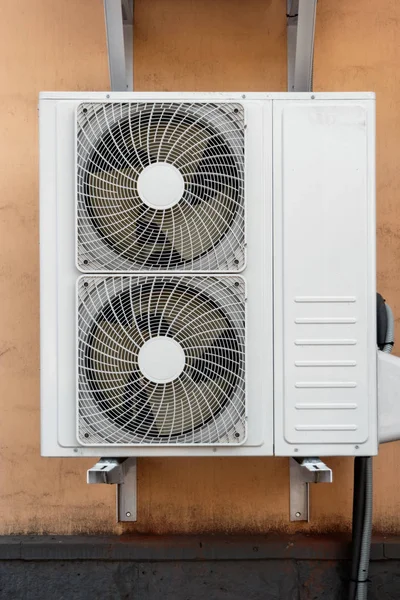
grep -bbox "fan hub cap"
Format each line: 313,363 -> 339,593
138,336 -> 186,384
137,162 -> 184,210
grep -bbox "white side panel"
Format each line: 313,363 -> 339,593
273,99 -> 377,456
40,95 -> 273,457
243,100 -> 273,454
56,102 -> 81,447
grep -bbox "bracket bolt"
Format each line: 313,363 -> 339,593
295,512 -> 301,518
126,511 -> 131,518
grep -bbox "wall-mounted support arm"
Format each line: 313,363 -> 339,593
287,0 -> 318,92
290,457 -> 332,521
87,457 -> 137,522
103,0 -> 134,91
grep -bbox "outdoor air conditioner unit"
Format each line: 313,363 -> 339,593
40,91 -> 377,459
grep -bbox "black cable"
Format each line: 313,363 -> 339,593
348,456 -> 367,600
376,293 -> 388,350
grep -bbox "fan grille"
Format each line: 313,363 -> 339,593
78,276 -> 246,445
76,102 -> 245,272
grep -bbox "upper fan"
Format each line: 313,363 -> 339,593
76,102 -> 245,272
77,275 -> 246,445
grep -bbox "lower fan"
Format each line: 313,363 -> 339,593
78,276 -> 246,445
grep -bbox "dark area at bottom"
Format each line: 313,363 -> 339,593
1,536 -> 400,599
2,559 -> 400,600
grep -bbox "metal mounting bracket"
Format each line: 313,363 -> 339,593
103,0 -> 134,91
103,0 -> 317,94
290,457 -> 332,521
287,0 -> 318,92
87,457 -> 137,522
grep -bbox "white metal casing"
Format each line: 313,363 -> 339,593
39,91 -> 376,457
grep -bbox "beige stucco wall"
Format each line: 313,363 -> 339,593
1,0 -> 400,535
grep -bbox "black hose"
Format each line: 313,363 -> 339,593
348,294 -> 391,598
348,457 -> 367,600
376,293 -> 388,350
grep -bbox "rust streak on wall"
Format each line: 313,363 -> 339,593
1,0 -> 400,535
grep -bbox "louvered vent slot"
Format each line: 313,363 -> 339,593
76,102 -> 245,272
78,276 -> 246,445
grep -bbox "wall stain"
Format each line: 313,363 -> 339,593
0,346 -> 14,359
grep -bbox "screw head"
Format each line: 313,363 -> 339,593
294,448 -> 298,453
126,511 -> 131,518
106,94 -> 110,99
355,445 -> 359,450
311,94 -> 315,99
242,94 -> 246,99
295,512 -> 301,518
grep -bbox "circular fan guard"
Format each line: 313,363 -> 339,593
78,276 -> 246,445
77,102 -> 245,271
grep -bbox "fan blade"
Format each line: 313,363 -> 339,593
101,293 -> 133,327
120,372 -> 159,437
127,147 -> 152,172
97,289 -> 173,339
89,118 -> 152,174
135,313 -> 172,338
135,218 -> 183,267
185,138 -> 215,207
187,328 -> 240,385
